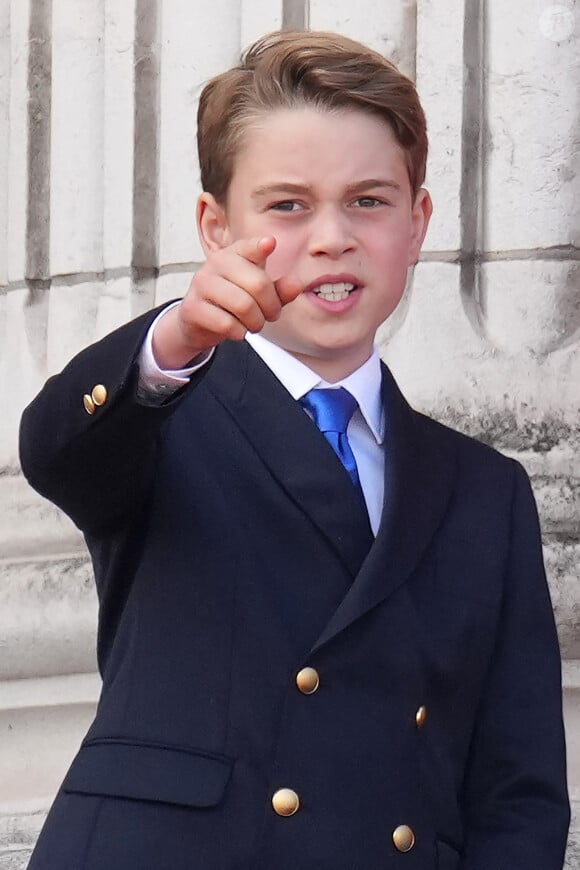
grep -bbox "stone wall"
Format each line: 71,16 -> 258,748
0,0 -> 578,866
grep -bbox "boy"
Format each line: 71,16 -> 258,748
20,30 -> 569,870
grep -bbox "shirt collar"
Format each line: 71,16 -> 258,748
245,332 -> 385,445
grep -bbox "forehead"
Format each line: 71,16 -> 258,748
229,106 -> 410,194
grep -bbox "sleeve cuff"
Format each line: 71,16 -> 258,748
137,301 -> 214,402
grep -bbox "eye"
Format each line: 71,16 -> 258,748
354,196 -> 384,208
269,200 -> 303,212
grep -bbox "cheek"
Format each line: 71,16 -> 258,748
368,225 -> 409,254
371,238 -> 414,276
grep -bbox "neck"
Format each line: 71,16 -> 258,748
289,347 -> 374,382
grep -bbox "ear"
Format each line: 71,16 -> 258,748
408,188 -> 433,265
197,192 -> 231,256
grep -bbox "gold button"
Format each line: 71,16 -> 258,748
91,384 -> 107,406
393,825 -> 415,853
416,706 -> 427,729
83,394 -> 95,415
272,788 -> 300,817
296,667 -> 320,695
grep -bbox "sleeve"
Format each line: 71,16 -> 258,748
19,303 -> 215,535
460,460 -> 570,869
136,301 -> 214,405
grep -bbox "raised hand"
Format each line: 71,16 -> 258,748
152,237 -> 302,369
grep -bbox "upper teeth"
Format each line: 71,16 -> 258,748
315,282 -> 355,301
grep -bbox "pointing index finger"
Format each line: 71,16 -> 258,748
233,236 -> 277,267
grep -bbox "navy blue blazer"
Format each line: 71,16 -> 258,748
19,307 -> 569,869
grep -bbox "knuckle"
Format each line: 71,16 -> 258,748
189,275 -> 216,306
233,294 -> 256,318
246,272 -> 270,297
264,295 -> 282,318
203,305 -> 227,335
210,308 -> 245,342
226,321 -> 246,341
247,312 -> 266,333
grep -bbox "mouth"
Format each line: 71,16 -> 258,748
305,275 -> 361,302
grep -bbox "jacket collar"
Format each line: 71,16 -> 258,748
310,361 -> 456,653
205,341 -> 374,580
205,342 -> 456,651
245,333 -> 384,445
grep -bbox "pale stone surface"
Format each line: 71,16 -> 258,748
485,0 -> 580,251
0,675 -> 99,864
103,0 -> 136,270
310,0 -> 417,77
478,260 -> 580,358
156,266 -> 199,307
241,0 -> 284,48
564,662 -> 580,799
1,289 -> 49,469
381,261 -> 580,419
0,2 -> 9,287
546,543 -> 580,661
0,477 -> 83,560
94,275 -> 133,339
566,808 -> 580,870
533,473 -> 580,537
0,674 -> 100,812
46,281 -> 103,374
158,0 -> 241,269
416,0 -> 464,253
0,293 -> 6,406
6,0 -> 30,284
0,555 -> 97,680
380,261 -> 492,405
0,812 -> 45,870
50,0 -> 105,276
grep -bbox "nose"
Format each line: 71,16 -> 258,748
307,206 -> 356,258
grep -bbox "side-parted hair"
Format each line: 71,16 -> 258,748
197,30 -> 428,204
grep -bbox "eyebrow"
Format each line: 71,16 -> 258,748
251,178 -> 402,200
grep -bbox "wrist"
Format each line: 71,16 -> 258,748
151,304 -> 205,369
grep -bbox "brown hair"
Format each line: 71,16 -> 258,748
197,30 -> 428,204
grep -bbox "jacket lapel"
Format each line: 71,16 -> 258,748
310,362 -> 457,654
205,341 -> 374,579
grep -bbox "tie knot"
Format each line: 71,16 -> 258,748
301,388 -> 359,435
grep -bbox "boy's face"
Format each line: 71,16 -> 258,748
199,106 -> 432,380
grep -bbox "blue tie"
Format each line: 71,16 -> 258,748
301,388 -> 363,491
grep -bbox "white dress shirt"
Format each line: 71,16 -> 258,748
245,333 -> 385,534
138,306 -> 385,534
